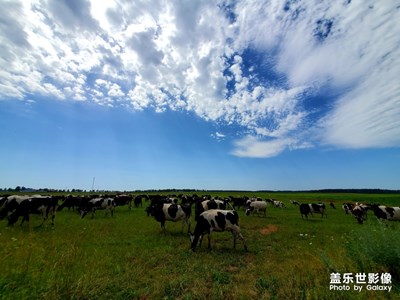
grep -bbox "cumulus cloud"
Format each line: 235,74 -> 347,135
0,0 -> 398,157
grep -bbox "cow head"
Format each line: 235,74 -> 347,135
245,207 -> 254,216
80,209 -> 89,219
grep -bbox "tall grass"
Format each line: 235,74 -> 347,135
345,223 -> 400,281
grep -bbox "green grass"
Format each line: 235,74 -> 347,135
0,192 -> 399,299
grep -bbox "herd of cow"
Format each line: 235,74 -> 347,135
0,193 -> 399,251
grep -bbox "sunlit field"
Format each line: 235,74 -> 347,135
0,192 -> 399,299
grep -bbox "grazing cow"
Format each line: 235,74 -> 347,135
195,199 -> 227,221
245,200 -> 267,217
369,204 -> 400,221
290,200 -> 300,206
330,202 -> 336,209
1,195 -> 58,226
189,209 -> 247,251
80,197 -> 116,219
114,194 -> 133,209
150,202 -> 191,233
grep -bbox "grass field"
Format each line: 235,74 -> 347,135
0,192 -> 399,299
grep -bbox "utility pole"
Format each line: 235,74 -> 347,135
91,177 -> 95,191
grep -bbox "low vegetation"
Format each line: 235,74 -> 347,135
0,192 -> 399,299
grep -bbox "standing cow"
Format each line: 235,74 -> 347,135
300,203 -> 326,219
150,202 -> 192,233
1,195 -> 58,226
189,209 -> 247,251
369,204 -> 400,221
80,197 -> 116,219
245,200 -> 267,217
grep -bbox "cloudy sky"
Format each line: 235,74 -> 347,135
1,0 -> 399,191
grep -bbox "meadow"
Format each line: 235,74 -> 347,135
0,192 -> 399,299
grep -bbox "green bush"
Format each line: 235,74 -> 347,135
345,223 -> 400,282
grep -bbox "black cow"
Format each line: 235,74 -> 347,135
134,194 -> 148,208
80,197 -> 116,219
300,203 -> 311,219
189,210 -> 247,251
57,195 -> 82,211
150,202 -> 192,233
229,196 -> 248,210
114,194 -> 133,209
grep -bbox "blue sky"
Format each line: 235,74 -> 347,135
0,0 -> 399,191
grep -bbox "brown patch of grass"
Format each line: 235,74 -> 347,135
260,224 -> 278,235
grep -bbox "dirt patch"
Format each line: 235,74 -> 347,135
260,224 -> 278,235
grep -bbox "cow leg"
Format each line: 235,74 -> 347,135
20,214 -> 28,226
231,231 -> 237,249
160,221 -> 166,234
207,233 -> 212,249
51,211 -> 55,226
187,218 -> 191,233
234,231 -> 247,251
182,217 -> 191,233
198,234 -> 204,248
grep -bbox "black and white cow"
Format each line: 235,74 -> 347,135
342,203 -> 354,215
300,203 -> 326,219
369,204 -> 400,221
189,209 -> 247,251
80,197 -> 116,219
272,200 -> 286,208
351,204 -> 368,224
195,199 -> 227,221
245,200 -> 267,217
1,195 -> 58,226
290,200 -> 300,206
150,202 -> 192,233
309,203 -> 327,218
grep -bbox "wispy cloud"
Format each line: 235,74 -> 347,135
211,131 -> 226,141
0,1 -> 398,157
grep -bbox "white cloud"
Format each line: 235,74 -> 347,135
211,131 -> 226,141
0,1 -> 399,157
231,135 -> 292,158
